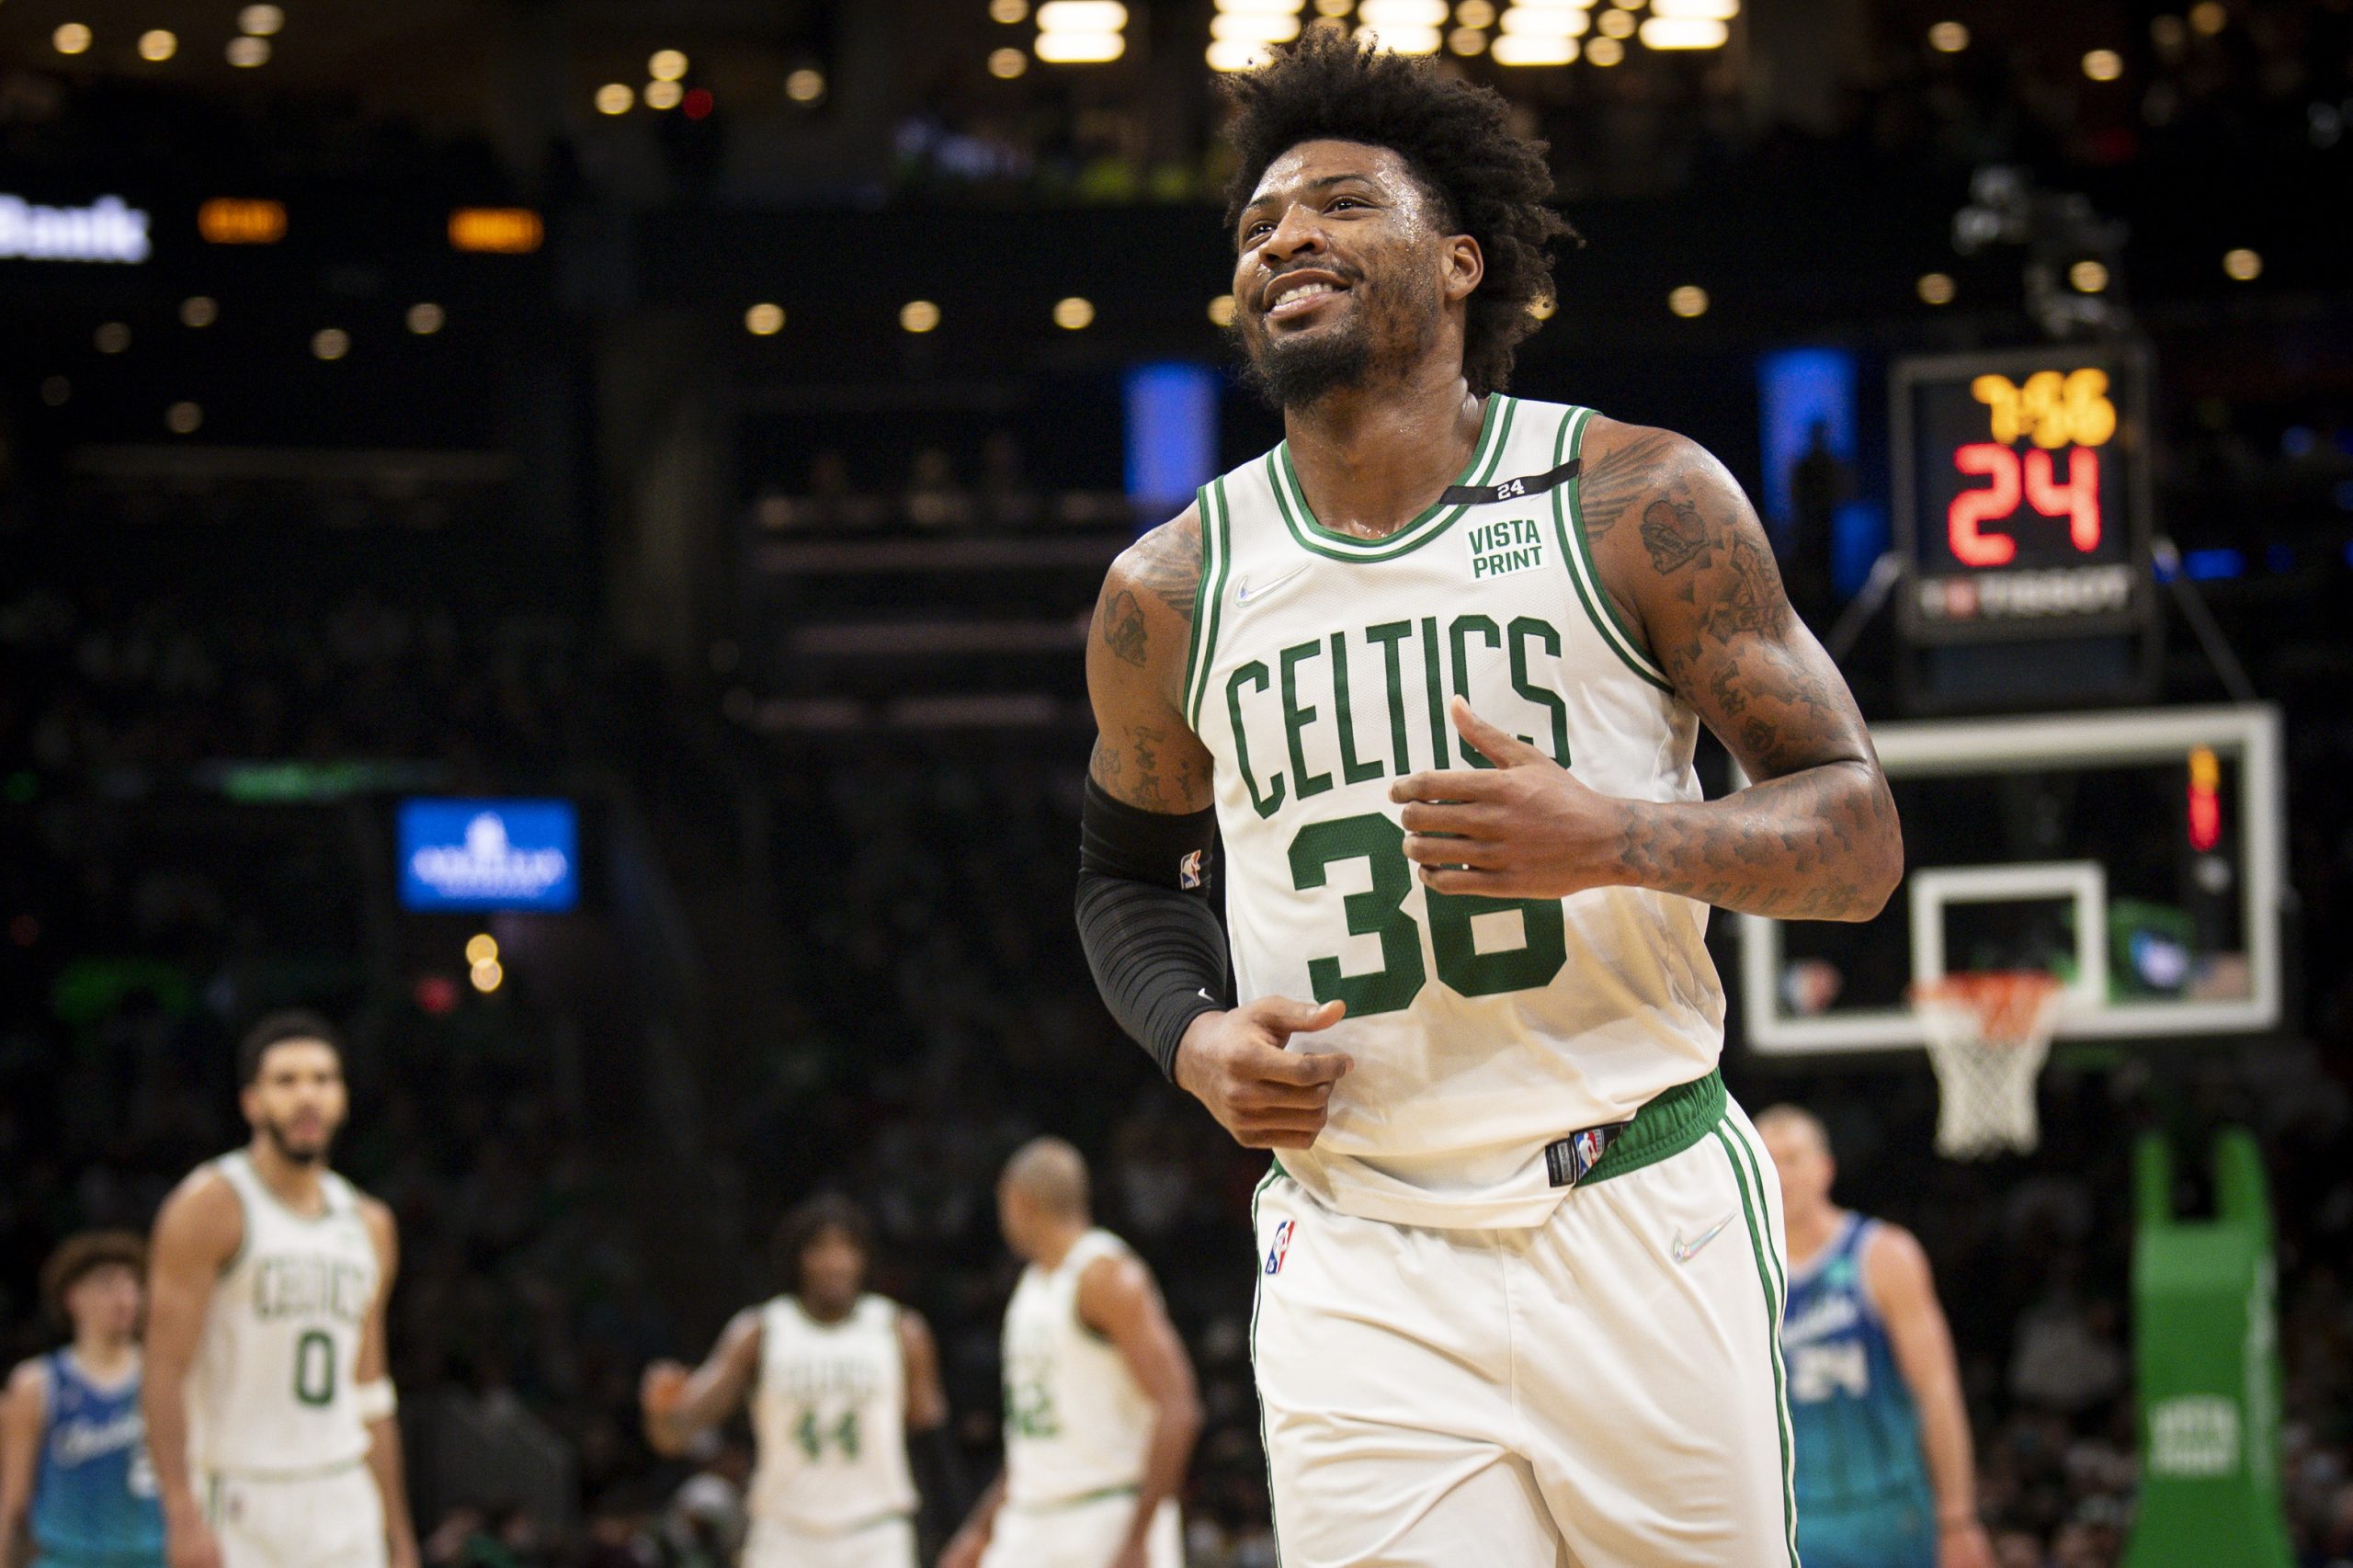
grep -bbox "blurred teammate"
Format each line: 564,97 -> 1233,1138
142,1013 -> 416,1568
939,1140 -> 1199,1568
0,1233 -> 164,1568
640,1194 -> 960,1568
1074,30 -> 1900,1567
1759,1106 -> 1997,1568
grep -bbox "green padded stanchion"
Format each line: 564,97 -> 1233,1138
2119,1129 -> 2291,1568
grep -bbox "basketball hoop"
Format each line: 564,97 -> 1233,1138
1909,971 -> 2066,1158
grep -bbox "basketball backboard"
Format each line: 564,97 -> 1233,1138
1738,705 -> 2284,1055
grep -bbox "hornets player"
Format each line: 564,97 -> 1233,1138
1759,1107 -> 1996,1568
639,1195 -> 961,1568
1074,32 -> 1904,1567
1,1233 -> 164,1568
939,1141 -> 1199,1568
142,1014 -> 416,1568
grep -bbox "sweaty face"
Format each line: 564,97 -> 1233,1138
1762,1122 -> 1835,1222
242,1040 -> 347,1165
799,1227 -> 867,1316
64,1262 -> 142,1342
1231,140 -> 1460,409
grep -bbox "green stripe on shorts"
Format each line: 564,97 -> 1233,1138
1714,1121 -> 1799,1567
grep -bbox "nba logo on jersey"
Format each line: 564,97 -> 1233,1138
1178,851 -> 1202,891
1264,1220 -> 1293,1277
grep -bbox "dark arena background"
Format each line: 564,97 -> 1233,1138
3,2 -> 2351,1565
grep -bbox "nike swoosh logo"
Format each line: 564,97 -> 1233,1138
1672,1213 -> 1737,1264
1234,564 -> 1309,607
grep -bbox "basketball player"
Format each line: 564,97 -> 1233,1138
637,1194 -> 961,1568
142,1013 -> 416,1568
1758,1106 -> 1997,1568
1,1233 -> 164,1568
1073,32 -> 1904,1566
938,1140 -> 1199,1568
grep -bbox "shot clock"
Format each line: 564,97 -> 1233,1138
1891,344 -> 2158,709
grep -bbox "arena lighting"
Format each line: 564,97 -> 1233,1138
1035,31 -> 1127,62
312,327 -> 349,360
1526,296 -> 1557,319
1597,8 -> 1635,38
465,933 -> 498,966
199,197 -> 286,244
1918,271 -> 1957,305
2188,0 -> 2226,34
595,83 -> 634,114
1928,20 -> 1968,51
989,48 -> 1029,76
1457,0 -> 1496,24
648,49 -> 688,81
165,402 -> 202,435
138,30 -> 178,62
1208,39 -> 1274,67
52,23 -> 93,55
1638,16 -> 1729,47
1585,34 -> 1622,62
2082,49 -> 2124,82
470,957 -> 504,994
1360,0 -> 1449,27
1208,294 -> 1237,326
1035,0 -> 1128,60
1212,14 -> 1302,44
1360,23 -> 1444,51
901,300 -> 941,333
225,37 -> 271,67
784,70 -> 824,102
1649,0 -> 1737,17
1668,284 -> 1710,317
644,80 -> 683,110
95,323 -> 131,353
449,207 -> 545,254
1313,0 -> 1353,14
1053,296 -> 1096,329
2222,248 -> 2261,281
1500,6 -> 1591,39
1449,26 -> 1488,51
1,195 -> 152,262
1490,32 -> 1578,62
406,301 -> 446,334
745,302 -> 786,335
238,5 -> 284,36
989,0 -> 1031,20
181,296 -> 219,327
2070,258 -> 2111,293
1217,0 -> 1305,12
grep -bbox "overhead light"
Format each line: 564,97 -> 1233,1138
785,69 -> 826,102
2069,258 -> 2110,292
199,198 -> 287,244
1649,0 -> 1737,16
1314,0 -> 1353,14
596,82 -> 634,115
1597,9 -> 1635,37
1638,16 -> 1728,46
1449,26 -> 1489,51
745,302 -> 786,335
238,5 -> 284,37
1527,296 -> 1557,319
1209,294 -> 1237,326
1916,272 -> 1956,305
1501,6 -> 1590,37
901,300 -> 941,333
1359,23 -> 1444,51
166,402 -> 203,435
1218,0 -> 1306,10
989,47 -> 1030,75
645,80 -> 684,110
53,23 -> 93,55
1035,31 -> 1127,60
1212,13 -> 1302,41
1360,0 -> 1449,25
2222,248 -> 2261,281
312,327 -> 349,360
2188,1 -> 2225,35
1038,1 -> 1129,28
226,36 -> 271,66
2081,49 -> 2123,81
95,322 -> 131,354
990,0 -> 1032,20
1456,0 -> 1497,24
1054,296 -> 1096,329
1927,20 -> 1968,51
1208,39 -> 1273,67
649,49 -> 688,81
448,208 -> 544,254
407,302 -> 447,334
139,30 -> 178,61
181,296 -> 219,327
465,933 -> 499,965
1491,31 -> 1578,62
470,957 -> 503,994
1667,284 -> 1709,317
1584,33 -> 1622,62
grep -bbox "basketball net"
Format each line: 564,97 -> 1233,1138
1909,971 -> 2066,1158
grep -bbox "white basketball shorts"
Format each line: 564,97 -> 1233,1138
1249,1071 -> 1799,1568
742,1513 -> 917,1568
204,1462 -> 385,1568
978,1493 -> 1180,1568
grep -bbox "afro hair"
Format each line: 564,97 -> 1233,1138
1220,29 -> 1574,395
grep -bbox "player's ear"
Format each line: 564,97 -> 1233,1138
1442,233 -> 1483,304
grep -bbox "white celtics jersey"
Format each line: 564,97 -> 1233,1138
1188,395 -> 1726,1229
747,1294 -> 916,1533
188,1152 -> 380,1477
1001,1230 -> 1154,1508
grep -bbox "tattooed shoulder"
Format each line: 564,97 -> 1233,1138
1119,509 -> 1204,622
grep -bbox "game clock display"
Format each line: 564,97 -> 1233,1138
1893,345 -> 2155,645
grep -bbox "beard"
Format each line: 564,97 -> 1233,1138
261,1117 -> 330,1166
1235,260 -> 1445,411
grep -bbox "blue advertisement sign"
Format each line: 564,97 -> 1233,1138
398,799 -> 579,913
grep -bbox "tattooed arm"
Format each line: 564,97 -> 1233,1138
1086,507 -> 1215,812
1392,420 -> 1901,921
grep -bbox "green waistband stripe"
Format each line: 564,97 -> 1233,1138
1577,1067 -> 1726,1187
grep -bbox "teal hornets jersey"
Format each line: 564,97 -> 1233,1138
1783,1214 -> 1936,1568
1188,396 -> 1724,1229
30,1351 -> 165,1567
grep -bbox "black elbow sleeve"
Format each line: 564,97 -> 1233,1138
1074,779 -> 1229,1081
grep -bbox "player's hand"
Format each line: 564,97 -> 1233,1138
1391,697 -> 1629,900
1938,1518 -> 1998,1568
1173,995 -> 1350,1151
638,1360 -> 690,1452
937,1526 -> 988,1568
165,1496 -> 223,1568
